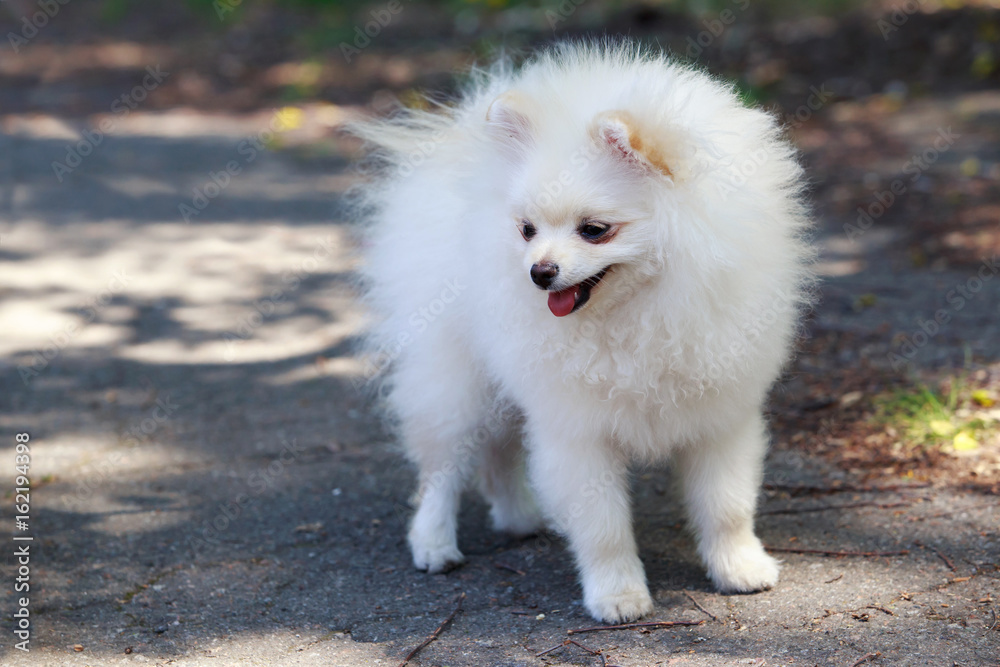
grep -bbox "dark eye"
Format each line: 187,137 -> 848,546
578,221 -> 611,241
519,219 -> 536,241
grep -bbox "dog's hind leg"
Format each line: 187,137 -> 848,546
394,345 -> 486,574
676,410 -> 780,593
478,420 -> 544,537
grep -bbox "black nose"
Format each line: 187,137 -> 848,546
530,262 -> 559,289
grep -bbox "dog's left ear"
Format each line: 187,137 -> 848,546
592,110 -> 674,181
486,91 -> 534,159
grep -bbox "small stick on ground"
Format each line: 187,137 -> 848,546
569,639 -> 600,654
535,639 -> 570,657
760,501 -> 910,516
915,541 -> 956,571
683,591 -> 718,621
765,546 -> 909,557
568,619 -> 704,635
493,562 -> 526,576
763,482 -> 929,497
866,605 -> 895,616
824,574 -> 844,584
913,502 -> 996,520
397,592 -> 465,667
850,651 -> 881,666
534,638 -> 603,659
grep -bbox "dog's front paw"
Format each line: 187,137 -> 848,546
585,586 -> 654,624
708,541 -> 780,593
409,531 -> 465,574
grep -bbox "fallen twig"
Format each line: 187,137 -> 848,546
683,591 -> 718,621
571,639 -> 600,655
850,651 -> 881,666
535,639 -> 570,657
764,482 -> 929,497
912,502 -> 996,521
493,561 -> 526,576
535,638 -> 606,664
760,500 -> 910,516
765,546 -> 909,557
915,541 -> 956,571
824,574 -> 844,584
813,603 -> 893,626
398,592 -> 465,667
568,619 -> 704,635
866,605 -> 895,616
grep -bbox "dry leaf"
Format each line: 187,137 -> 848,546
953,432 -> 979,451
972,389 -> 994,407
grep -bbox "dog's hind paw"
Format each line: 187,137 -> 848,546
411,541 -> 465,574
708,542 -> 780,593
585,587 -> 654,624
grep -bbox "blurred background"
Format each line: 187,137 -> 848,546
1,0 -> 999,665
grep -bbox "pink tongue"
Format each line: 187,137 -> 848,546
547,286 -> 579,317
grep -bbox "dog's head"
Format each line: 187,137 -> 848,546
486,92 -> 682,317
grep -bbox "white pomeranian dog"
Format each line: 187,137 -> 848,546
352,41 -> 813,623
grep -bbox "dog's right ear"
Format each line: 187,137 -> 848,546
486,91 -> 533,158
592,110 -> 675,181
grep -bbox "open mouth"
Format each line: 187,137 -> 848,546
547,268 -> 609,317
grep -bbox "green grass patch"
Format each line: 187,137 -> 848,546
875,377 -> 996,452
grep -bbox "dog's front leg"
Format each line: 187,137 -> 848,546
525,416 -> 652,623
676,411 -> 780,593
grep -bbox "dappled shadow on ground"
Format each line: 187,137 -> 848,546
0,111 -> 996,666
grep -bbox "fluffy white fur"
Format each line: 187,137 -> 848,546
352,41 -> 814,623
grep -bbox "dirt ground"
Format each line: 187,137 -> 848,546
1,2 -> 999,666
